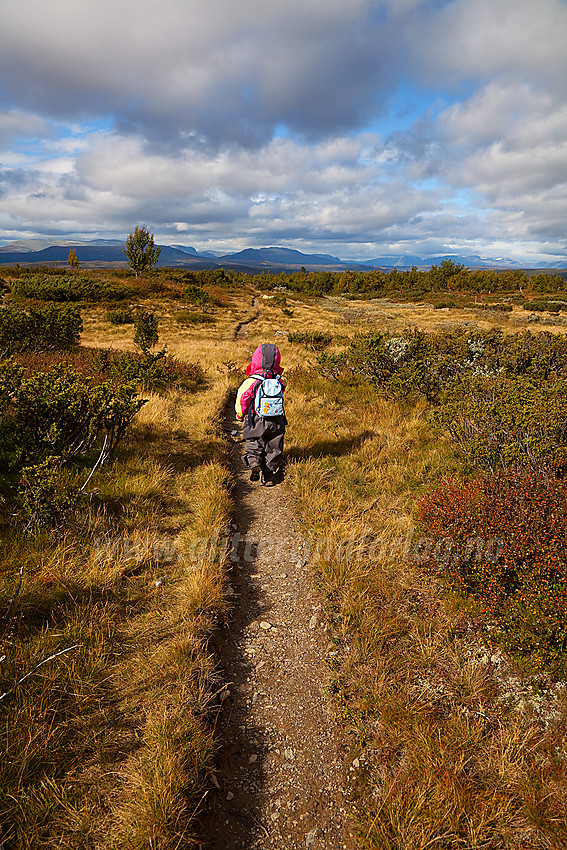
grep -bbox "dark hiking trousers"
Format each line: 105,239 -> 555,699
243,413 -> 286,472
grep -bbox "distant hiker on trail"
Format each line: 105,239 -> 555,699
235,343 -> 287,486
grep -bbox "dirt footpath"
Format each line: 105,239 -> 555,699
197,411 -> 356,849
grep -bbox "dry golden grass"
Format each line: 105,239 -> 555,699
4,279 -> 567,848
281,316 -> 567,847
0,315 -> 235,848
319,293 -> 567,338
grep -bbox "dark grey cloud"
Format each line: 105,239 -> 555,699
0,0 -> 403,148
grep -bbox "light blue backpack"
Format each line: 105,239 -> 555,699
251,373 -> 285,418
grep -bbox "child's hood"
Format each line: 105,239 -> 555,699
247,343 -> 283,376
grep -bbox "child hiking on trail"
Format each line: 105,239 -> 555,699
235,343 -> 287,486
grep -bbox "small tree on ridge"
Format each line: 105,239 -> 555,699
124,225 -> 161,277
67,248 -> 80,270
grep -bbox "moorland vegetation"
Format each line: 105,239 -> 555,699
1,261 -> 567,847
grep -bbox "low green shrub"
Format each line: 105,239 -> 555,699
0,361 -> 144,473
200,267 -> 233,287
319,328 -> 567,401
0,304 -> 82,352
436,375 -> 567,475
288,330 -> 333,349
106,306 -> 135,324
96,348 -> 206,392
433,299 -> 457,309
11,273 -> 130,302
18,456 -> 80,529
523,299 -> 567,313
133,308 -> 158,353
182,282 -> 210,308
320,330 -> 448,401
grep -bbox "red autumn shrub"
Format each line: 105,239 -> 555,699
417,472 -> 567,673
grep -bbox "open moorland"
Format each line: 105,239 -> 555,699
2,262 -> 567,848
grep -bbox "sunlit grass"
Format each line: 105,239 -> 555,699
3,278 -> 567,848
0,340 -> 233,848
283,343 -> 567,847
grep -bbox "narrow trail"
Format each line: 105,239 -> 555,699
197,401 -> 356,849
232,303 -> 261,340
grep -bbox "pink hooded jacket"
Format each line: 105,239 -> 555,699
235,343 -> 286,421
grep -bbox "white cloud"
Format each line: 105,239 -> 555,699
0,110 -> 49,150
0,0 -> 566,262
382,69 -> 567,254
0,127 -> 442,244
73,132 -> 381,200
411,0 -> 567,90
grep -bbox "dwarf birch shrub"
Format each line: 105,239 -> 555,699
175,309 -> 215,325
417,472 -> 567,674
133,307 -> 159,353
107,306 -> 135,324
436,375 -> 567,475
523,299 -> 567,313
11,273 -> 129,302
18,456 -> 81,529
96,348 -> 206,393
0,362 -> 144,531
0,303 -> 82,352
319,328 -> 567,402
320,329 -> 450,400
182,281 -> 210,309
2,366 -> 144,471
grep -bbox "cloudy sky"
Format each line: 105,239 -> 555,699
1,0 -> 566,262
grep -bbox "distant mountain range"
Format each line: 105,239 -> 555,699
0,239 -> 565,272
359,253 -> 567,271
